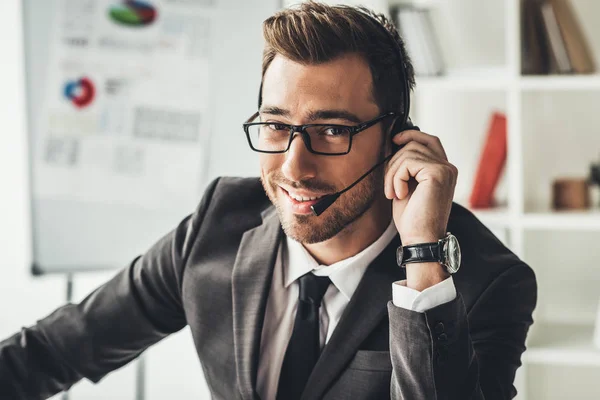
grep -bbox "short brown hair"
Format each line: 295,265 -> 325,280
261,1 -> 415,119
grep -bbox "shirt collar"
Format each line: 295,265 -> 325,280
283,221 -> 398,301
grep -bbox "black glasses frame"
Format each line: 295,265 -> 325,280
242,111 -> 398,156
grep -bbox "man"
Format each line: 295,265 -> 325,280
0,2 -> 536,399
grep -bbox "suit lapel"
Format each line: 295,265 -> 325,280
301,235 -> 405,400
232,207 -> 282,400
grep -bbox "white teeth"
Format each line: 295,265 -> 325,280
289,193 -> 322,202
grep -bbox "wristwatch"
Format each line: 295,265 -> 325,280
396,232 -> 461,274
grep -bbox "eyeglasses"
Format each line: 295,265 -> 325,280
243,111 -> 398,156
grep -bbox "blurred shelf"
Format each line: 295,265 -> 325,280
416,71 -> 600,91
523,209 -> 600,230
470,207 -> 511,228
520,74 -> 600,91
456,201 -> 511,228
524,322 -> 600,367
456,207 -> 600,230
416,67 -> 511,91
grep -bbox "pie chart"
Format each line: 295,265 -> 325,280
109,1 -> 157,27
63,77 -> 95,108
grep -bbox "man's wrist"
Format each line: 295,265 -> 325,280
404,262 -> 450,291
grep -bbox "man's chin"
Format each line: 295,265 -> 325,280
282,223 -> 330,245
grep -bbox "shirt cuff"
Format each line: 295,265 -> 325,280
392,276 -> 457,312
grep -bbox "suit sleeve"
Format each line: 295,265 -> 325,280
387,263 -> 537,400
0,178 -> 220,400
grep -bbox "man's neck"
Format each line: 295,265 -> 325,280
303,196 -> 392,265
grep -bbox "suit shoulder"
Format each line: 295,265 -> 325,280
210,176 -> 265,198
198,176 -> 272,224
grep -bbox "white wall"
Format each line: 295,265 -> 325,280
2,0 -> 276,398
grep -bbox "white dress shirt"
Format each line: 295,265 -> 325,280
256,222 -> 457,400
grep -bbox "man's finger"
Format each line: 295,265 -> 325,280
393,130 -> 448,160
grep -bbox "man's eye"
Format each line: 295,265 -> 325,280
266,123 -> 288,131
323,127 -> 350,136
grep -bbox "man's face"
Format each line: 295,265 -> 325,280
259,53 -> 388,244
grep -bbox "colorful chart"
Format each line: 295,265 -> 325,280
109,1 -> 157,27
63,77 -> 96,108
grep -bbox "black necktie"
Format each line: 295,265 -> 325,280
276,273 -> 331,400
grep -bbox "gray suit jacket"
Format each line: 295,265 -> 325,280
0,177 -> 537,400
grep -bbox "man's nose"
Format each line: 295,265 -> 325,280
281,132 -> 317,182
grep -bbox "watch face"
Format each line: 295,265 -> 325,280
396,245 -> 404,267
444,234 -> 461,274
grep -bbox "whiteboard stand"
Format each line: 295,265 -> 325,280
58,273 -> 146,400
136,354 -> 146,400
61,273 -> 73,400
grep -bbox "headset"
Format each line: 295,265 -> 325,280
256,8 -> 416,216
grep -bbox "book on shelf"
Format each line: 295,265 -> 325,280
521,0 -> 595,75
469,112 -> 507,209
521,0 -> 551,74
541,1 -> 573,73
551,0 -> 595,74
393,6 -> 444,77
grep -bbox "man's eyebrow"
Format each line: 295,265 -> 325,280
259,106 -> 290,117
306,110 -> 362,124
259,106 -> 362,124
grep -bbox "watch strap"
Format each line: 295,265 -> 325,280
401,241 -> 443,265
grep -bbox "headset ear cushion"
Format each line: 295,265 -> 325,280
391,117 -> 420,136
390,117 -> 420,153
390,117 -> 416,139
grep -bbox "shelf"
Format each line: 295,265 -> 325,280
416,67 -> 511,91
524,322 -> 600,367
523,209 -> 600,230
457,208 -> 600,230
469,206 -> 512,228
416,73 -> 600,91
520,74 -> 600,91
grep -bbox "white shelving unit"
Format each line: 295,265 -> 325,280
386,0 -> 600,399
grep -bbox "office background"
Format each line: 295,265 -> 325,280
2,0 -> 600,399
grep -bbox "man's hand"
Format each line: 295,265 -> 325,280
384,129 -> 458,291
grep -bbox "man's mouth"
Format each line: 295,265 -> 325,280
279,186 -> 330,214
287,192 -> 325,202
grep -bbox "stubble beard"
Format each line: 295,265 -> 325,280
260,168 -> 383,244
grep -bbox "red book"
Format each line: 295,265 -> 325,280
469,112 -> 507,209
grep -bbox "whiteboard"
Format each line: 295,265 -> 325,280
23,0 -> 275,274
